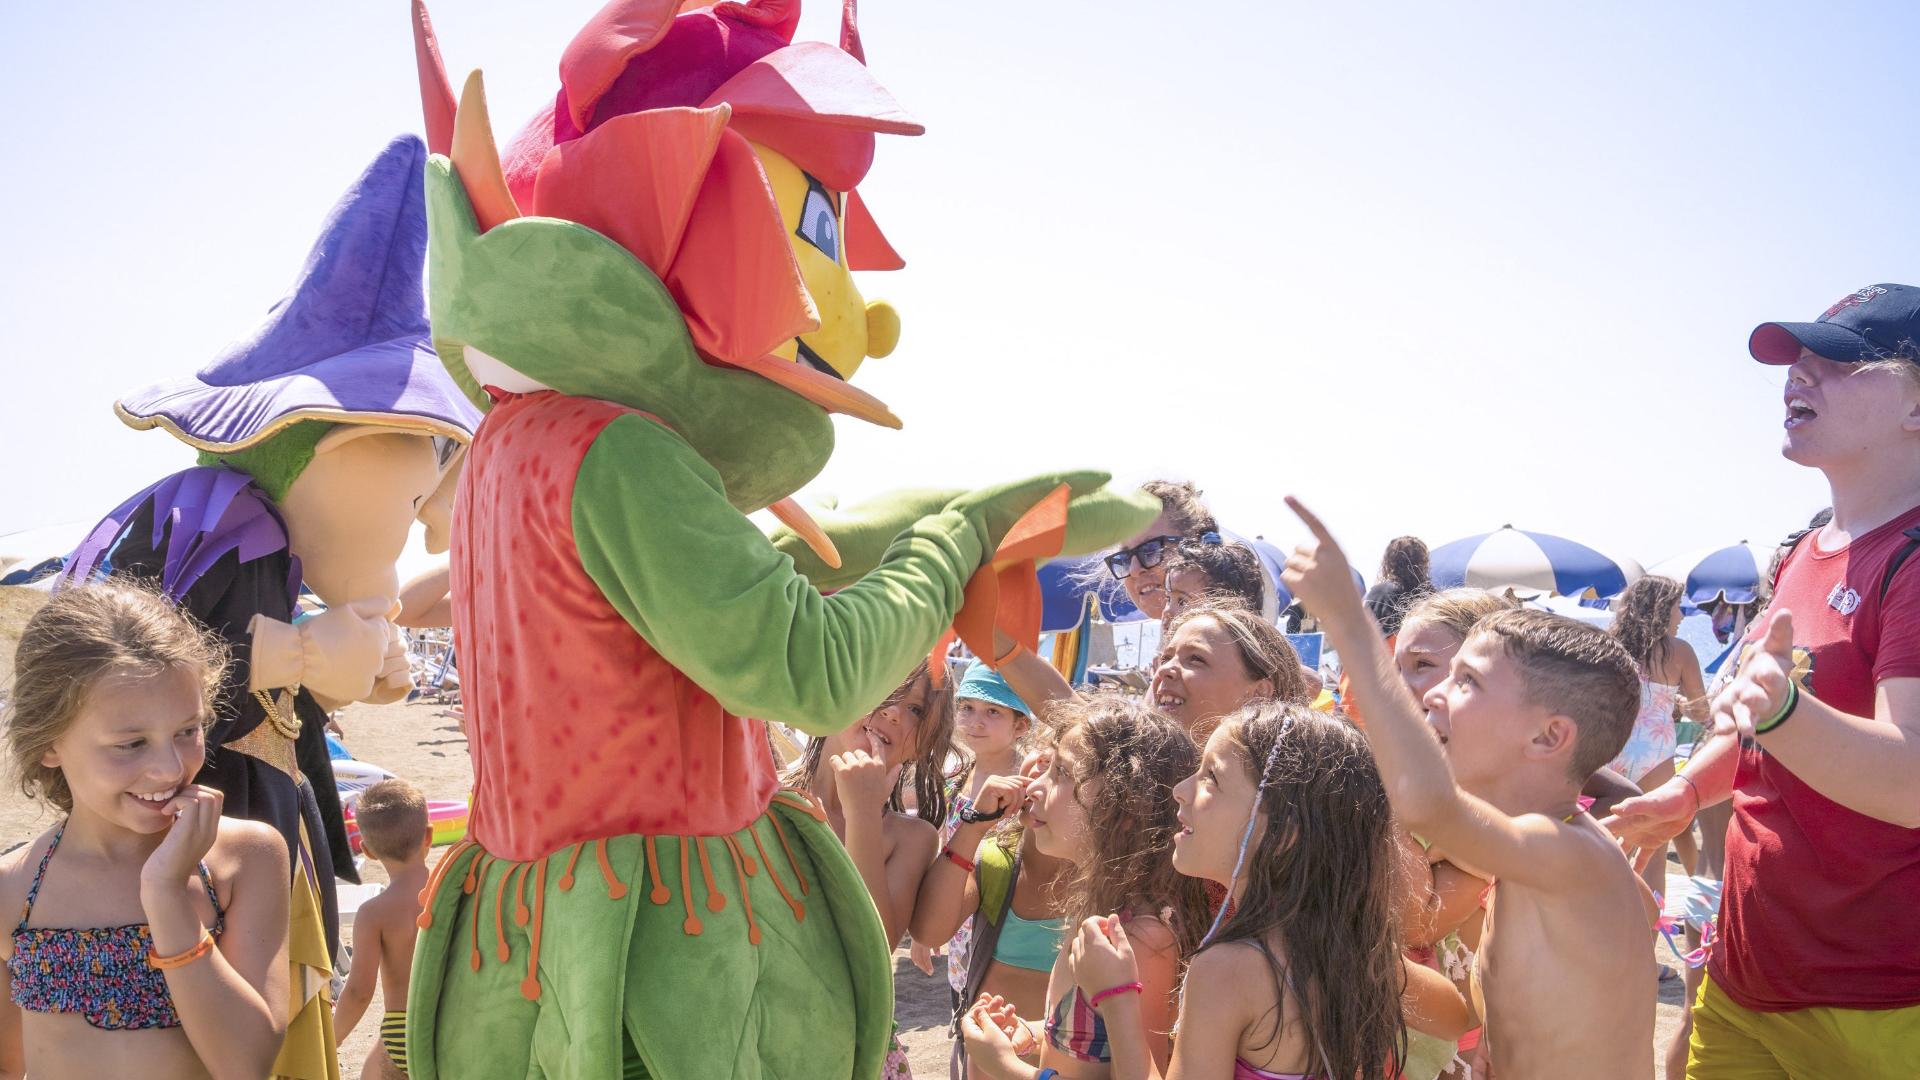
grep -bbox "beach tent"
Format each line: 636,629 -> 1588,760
1430,525 -> 1640,600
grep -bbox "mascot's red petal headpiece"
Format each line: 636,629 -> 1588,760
413,0 -> 919,367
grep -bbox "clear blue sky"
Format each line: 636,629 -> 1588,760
4,1 -> 1916,573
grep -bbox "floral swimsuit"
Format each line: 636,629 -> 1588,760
8,823 -> 223,1030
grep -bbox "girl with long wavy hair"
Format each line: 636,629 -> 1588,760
1064,703 -> 1409,1079
958,695 -> 1208,1080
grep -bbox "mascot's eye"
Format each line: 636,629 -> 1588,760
796,175 -> 840,263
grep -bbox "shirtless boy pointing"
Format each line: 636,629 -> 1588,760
1283,497 -> 1655,1079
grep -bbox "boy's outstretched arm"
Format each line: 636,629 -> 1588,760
1282,497 -> 1606,890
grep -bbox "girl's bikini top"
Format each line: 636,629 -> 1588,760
8,822 -> 224,1030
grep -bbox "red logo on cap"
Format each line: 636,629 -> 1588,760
1824,286 -> 1887,319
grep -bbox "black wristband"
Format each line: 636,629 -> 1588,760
957,803 -> 1007,824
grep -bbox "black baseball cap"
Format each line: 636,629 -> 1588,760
1749,284 -> 1920,365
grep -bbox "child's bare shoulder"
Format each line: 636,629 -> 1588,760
884,812 -> 937,851
1189,939 -> 1277,988
0,830 -> 56,955
355,883 -> 403,935
1123,913 -> 1178,956
1517,815 -> 1641,892
208,818 -> 289,883
0,830 -> 52,907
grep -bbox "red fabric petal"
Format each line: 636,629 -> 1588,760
530,106 -> 732,277
667,129 -> 816,363
844,189 -> 902,271
501,97 -> 559,216
558,0 -> 685,131
702,42 -> 922,190
411,0 -> 458,156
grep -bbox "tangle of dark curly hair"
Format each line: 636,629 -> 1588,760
1163,538 -> 1267,615
1378,536 -> 1432,596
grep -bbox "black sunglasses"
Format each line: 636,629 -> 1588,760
1105,534 -> 1184,580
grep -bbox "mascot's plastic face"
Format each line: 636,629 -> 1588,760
279,429 -> 442,604
751,142 -> 900,382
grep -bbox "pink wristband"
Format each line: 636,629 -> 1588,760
1088,980 -> 1143,1010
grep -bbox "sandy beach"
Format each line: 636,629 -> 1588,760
0,692 -> 1689,1078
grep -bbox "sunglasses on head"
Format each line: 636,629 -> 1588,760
1177,532 -> 1224,556
1105,534 -> 1185,580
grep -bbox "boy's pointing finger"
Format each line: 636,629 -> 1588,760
1284,495 -> 1334,543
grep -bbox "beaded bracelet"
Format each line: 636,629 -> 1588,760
148,928 -> 214,971
942,847 -> 977,873
1088,980 -> 1143,1011
1755,680 -> 1799,735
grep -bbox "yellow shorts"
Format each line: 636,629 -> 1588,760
1688,972 -> 1920,1079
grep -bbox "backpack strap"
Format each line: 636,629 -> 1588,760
1878,526 -> 1920,604
950,844 -> 1023,1078
1772,526 -> 1817,596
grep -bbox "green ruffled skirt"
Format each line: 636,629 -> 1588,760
407,794 -> 893,1079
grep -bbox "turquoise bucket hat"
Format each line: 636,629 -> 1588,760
954,659 -> 1031,717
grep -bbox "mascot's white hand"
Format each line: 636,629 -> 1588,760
293,597 -> 394,703
361,622 -> 415,705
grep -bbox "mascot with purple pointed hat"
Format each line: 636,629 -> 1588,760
63,134 -> 480,1078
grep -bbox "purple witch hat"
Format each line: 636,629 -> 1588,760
115,134 -> 481,451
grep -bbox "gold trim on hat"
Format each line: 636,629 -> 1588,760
114,401 -> 474,454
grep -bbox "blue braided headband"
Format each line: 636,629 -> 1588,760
1197,709 -> 1297,949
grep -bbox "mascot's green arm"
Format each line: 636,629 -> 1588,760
572,413 -> 986,736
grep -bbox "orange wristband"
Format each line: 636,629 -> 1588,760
148,929 -> 214,971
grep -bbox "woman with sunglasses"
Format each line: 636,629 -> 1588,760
1101,480 -> 1217,620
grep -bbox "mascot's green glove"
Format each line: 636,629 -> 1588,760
773,477 -> 1161,591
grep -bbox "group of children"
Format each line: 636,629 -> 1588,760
0,503 -> 1681,1079
0,487 -> 1733,1080
761,491 -> 1693,1079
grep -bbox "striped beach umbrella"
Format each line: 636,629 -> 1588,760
1430,525 -> 1639,599
1649,542 -> 1776,607
1038,556 -> 1141,631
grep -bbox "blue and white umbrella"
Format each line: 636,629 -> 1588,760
1430,526 -> 1639,599
1649,541 -> 1776,607
1039,556 -> 1142,631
